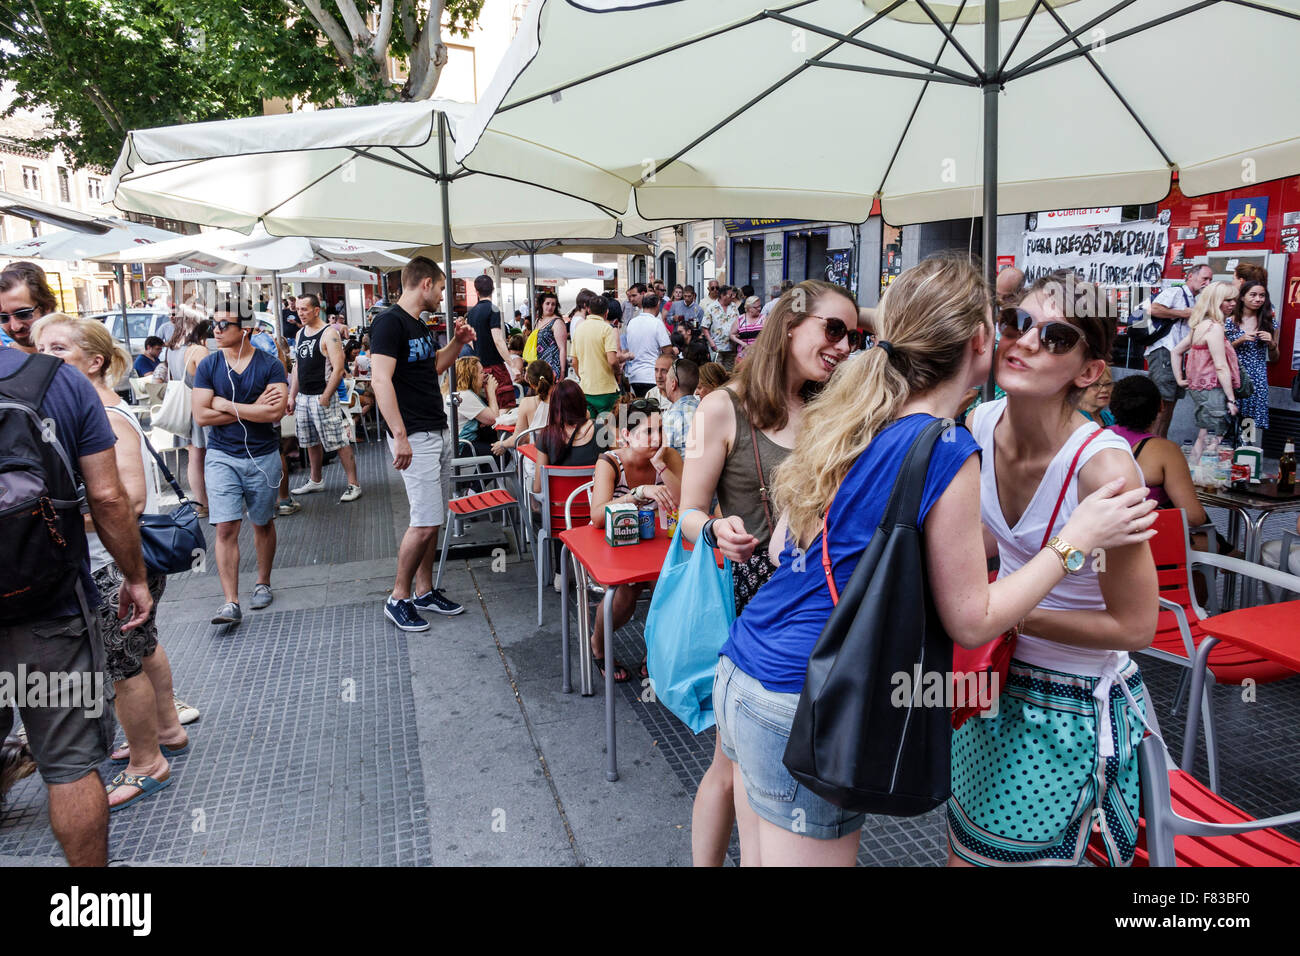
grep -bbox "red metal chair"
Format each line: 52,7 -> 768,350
1140,508 -> 1299,791
532,459 -> 596,626
1085,734 -> 1300,867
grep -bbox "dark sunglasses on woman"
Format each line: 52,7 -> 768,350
807,313 -> 861,349
998,308 -> 1083,355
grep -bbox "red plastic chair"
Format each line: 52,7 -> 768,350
433,485 -> 526,591
1139,508 -> 1299,791
1085,735 -> 1300,867
532,459 -> 596,626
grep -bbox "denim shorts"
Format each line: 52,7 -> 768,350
205,447 -> 282,526
714,654 -> 868,840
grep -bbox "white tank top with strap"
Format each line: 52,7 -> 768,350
971,398 -> 1155,754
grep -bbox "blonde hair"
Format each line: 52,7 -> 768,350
32,313 -> 129,384
449,356 -> 483,394
1188,280 -> 1237,331
772,254 -> 989,548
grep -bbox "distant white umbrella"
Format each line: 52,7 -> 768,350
0,189 -> 119,235
451,254 -> 615,281
164,262 -> 379,284
0,217 -> 181,261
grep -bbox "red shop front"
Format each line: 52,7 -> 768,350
1157,176 -> 1300,394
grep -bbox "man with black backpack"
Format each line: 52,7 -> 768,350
0,343 -> 153,866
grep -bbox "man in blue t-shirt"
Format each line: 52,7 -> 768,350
192,309 -> 289,627
132,336 -> 165,378
0,347 -> 153,866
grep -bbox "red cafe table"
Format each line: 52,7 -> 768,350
1180,600 -> 1300,776
558,523 -> 670,782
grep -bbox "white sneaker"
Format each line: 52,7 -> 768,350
173,694 -> 200,725
290,478 -> 325,495
339,484 -> 363,502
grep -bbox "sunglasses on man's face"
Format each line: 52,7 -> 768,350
997,308 -> 1082,355
0,307 -> 37,323
212,319 -> 243,333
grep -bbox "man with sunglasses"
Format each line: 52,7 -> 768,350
0,261 -> 59,354
192,307 -> 289,626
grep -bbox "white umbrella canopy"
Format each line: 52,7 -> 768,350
108,100 -> 676,245
0,217 -> 182,261
451,254 -> 616,281
164,261 -> 379,283
104,225 -> 407,275
457,0 -> 1300,226
0,188 -> 120,235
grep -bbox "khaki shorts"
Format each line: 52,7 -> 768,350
389,430 -> 453,527
1145,348 -> 1185,402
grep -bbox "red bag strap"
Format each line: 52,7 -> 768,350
821,425 -> 1104,607
1041,426 -> 1104,550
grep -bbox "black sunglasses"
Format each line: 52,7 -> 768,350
806,314 -> 860,347
998,308 -> 1082,355
628,398 -> 661,413
0,307 -> 37,323
212,319 -> 243,333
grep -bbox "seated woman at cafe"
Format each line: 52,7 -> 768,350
1076,363 -> 1115,425
1108,374 -> 1231,556
587,398 -> 683,683
444,356 -> 500,459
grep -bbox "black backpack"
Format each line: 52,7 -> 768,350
0,354 -> 89,622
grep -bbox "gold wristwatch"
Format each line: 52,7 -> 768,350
1045,536 -> 1086,574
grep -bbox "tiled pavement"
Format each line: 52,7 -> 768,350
2,439 -> 1298,865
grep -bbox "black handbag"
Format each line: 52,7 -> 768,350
134,423 -> 206,576
782,418 -> 954,816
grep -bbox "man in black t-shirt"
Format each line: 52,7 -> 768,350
467,274 -> 515,409
369,256 -> 477,632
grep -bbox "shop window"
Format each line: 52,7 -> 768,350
732,237 -> 764,292
786,231 -> 829,283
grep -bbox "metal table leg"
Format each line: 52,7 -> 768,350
603,588 -> 618,782
1180,635 -> 1219,778
573,561 -> 594,697
1244,511 -> 1270,607
560,544 -> 572,694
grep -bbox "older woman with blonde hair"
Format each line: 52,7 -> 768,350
1171,280 -> 1241,459
444,355 -> 500,458
33,314 -> 190,812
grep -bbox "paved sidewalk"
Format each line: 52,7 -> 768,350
1,440 -> 1297,866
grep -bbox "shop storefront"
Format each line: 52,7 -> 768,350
722,219 -> 859,298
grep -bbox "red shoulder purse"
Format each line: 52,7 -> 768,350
949,427 -> 1103,729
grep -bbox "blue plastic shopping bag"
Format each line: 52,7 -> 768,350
643,523 -> 735,733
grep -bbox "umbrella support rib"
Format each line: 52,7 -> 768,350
766,10 -> 977,83
811,61 -> 974,86
996,0 -> 1044,76
1006,0 -> 1195,80
981,0 -> 999,402
438,111 -> 459,443
645,2 -> 914,184
497,0 -> 821,113
875,0 -> 973,200
911,0 -> 985,78
1037,1 -> 1174,167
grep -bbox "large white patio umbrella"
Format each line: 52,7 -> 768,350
0,189 -> 119,235
107,99 -> 677,338
0,217 -> 181,261
457,0 -> 1300,287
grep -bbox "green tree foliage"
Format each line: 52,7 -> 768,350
0,0 -> 486,169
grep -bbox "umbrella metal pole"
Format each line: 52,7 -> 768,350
272,271 -> 283,335
113,264 -> 134,360
981,0 -> 1000,402
439,111 -> 459,446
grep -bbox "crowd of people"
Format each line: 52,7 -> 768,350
0,240 -> 1294,869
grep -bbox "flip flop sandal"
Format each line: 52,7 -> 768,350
109,738 -> 189,765
105,770 -> 171,813
592,656 -> 631,684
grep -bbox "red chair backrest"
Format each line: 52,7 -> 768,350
1150,508 -> 1195,613
541,464 -> 594,528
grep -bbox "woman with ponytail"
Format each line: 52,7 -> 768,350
492,360 -> 556,489
709,256 -> 1157,866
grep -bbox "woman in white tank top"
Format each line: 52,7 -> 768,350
948,274 -> 1159,869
